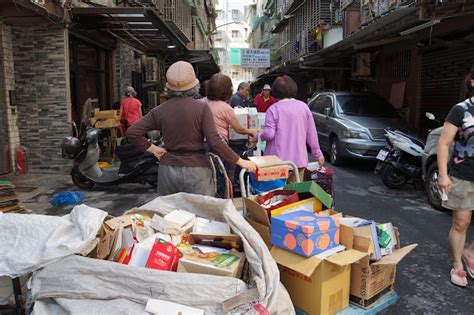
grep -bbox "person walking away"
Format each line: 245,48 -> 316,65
207,74 -> 258,197
126,61 -> 256,197
259,75 -> 324,183
438,70 -> 474,287
253,84 -> 277,113
120,86 -> 142,131
230,82 -> 252,108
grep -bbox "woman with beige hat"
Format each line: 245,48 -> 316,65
126,61 -> 256,196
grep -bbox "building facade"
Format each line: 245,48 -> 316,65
248,0 -> 474,132
0,0 -> 219,174
214,0 -> 254,88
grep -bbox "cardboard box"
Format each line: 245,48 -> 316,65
249,156 -> 290,181
271,246 -> 366,315
244,196 -> 336,250
350,244 -> 417,306
340,223 -> 417,304
146,239 -> 180,271
178,250 -> 245,278
284,181 -> 333,210
271,210 -> 340,257
229,107 -> 258,140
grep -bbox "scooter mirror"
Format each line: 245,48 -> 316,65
425,112 -> 435,120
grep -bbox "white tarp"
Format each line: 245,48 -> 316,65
0,205 -> 107,278
29,193 -> 294,314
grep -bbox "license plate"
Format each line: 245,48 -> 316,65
376,149 -> 389,161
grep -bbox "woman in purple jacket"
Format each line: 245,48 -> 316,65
259,75 -> 325,182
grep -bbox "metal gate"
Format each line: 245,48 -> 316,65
420,46 -> 474,128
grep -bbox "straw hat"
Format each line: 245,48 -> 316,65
165,61 -> 199,92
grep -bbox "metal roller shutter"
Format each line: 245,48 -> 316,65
420,46 -> 474,125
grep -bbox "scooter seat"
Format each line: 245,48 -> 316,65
115,143 -> 143,161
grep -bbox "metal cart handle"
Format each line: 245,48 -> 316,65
239,160 -> 300,217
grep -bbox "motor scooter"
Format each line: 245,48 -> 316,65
61,118 -> 160,190
375,129 -> 425,189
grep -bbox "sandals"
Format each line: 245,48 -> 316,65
451,268 -> 468,288
462,253 -> 474,279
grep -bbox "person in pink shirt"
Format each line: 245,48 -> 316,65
259,75 -> 325,182
207,74 -> 258,197
120,86 -> 142,130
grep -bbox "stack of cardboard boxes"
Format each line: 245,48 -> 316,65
244,180 -> 416,314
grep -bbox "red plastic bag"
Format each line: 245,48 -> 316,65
255,190 -> 299,218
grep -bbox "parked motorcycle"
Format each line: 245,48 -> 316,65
375,129 -> 425,189
61,120 -> 160,190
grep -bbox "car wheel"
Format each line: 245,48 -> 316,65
425,162 -> 444,210
330,137 -> 343,166
380,164 -> 406,188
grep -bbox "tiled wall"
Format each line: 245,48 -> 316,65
115,42 -> 134,101
0,23 -> 19,173
11,24 -> 71,173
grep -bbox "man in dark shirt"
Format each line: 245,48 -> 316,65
230,82 -> 252,108
126,61 -> 256,196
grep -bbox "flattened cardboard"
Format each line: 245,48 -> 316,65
271,246 -> 322,277
372,244 -> 418,266
188,233 -> 243,252
284,181 -> 333,209
246,218 -> 271,249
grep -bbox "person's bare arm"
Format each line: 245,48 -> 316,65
229,118 -> 257,137
437,122 -> 458,193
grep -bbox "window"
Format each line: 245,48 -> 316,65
231,30 -> 240,38
145,57 -> 158,82
215,30 -> 223,41
232,71 -> 239,78
231,9 -> 240,20
217,10 -> 224,19
310,95 -> 333,114
336,95 -> 398,118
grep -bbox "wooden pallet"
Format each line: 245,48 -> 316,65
337,291 -> 398,315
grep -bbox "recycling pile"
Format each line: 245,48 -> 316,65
0,180 -> 29,214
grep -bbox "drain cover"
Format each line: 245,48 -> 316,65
368,185 -> 419,198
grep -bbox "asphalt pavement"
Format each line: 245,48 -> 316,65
332,160 -> 474,314
5,159 -> 474,313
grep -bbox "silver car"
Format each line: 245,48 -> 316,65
308,92 -> 407,165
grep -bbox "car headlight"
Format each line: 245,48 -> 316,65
341,130 -> 369,139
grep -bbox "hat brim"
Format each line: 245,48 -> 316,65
166,78 -> 200,92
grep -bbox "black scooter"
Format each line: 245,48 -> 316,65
61,119 -> 159,190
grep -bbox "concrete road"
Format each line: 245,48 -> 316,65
332,161 -> 474,314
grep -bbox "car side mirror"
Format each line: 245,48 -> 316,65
425,112 -> 435,120
324,107 -> 331,118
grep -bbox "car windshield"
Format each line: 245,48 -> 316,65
336,95 -> 399,118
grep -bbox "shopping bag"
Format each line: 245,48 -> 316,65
305,162 -> 335,208
255,190 -> 299,218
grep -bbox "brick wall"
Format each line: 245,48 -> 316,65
115,42 -> 135,100
11,24 -> 71,173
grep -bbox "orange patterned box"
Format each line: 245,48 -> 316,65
271,210 -> 340,257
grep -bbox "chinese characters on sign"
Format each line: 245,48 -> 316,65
240,48 -> 270,68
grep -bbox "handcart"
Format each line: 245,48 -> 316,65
238,160 -> 300,215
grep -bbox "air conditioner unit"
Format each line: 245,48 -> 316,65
148,91 -> 159,108
352,53 -> 371,76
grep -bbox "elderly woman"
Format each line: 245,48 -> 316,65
126,61 -> 256,196
207,74 -> 258,197
259,75 -> 324,182
438,70 -> 474,287
120,86 -> 142,130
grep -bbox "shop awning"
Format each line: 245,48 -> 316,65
71,7 -> 188,55
188,50 -> 220,80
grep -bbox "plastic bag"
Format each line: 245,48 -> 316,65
51,191 -> 84,206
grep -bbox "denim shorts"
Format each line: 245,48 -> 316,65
442,176 -> 474,211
